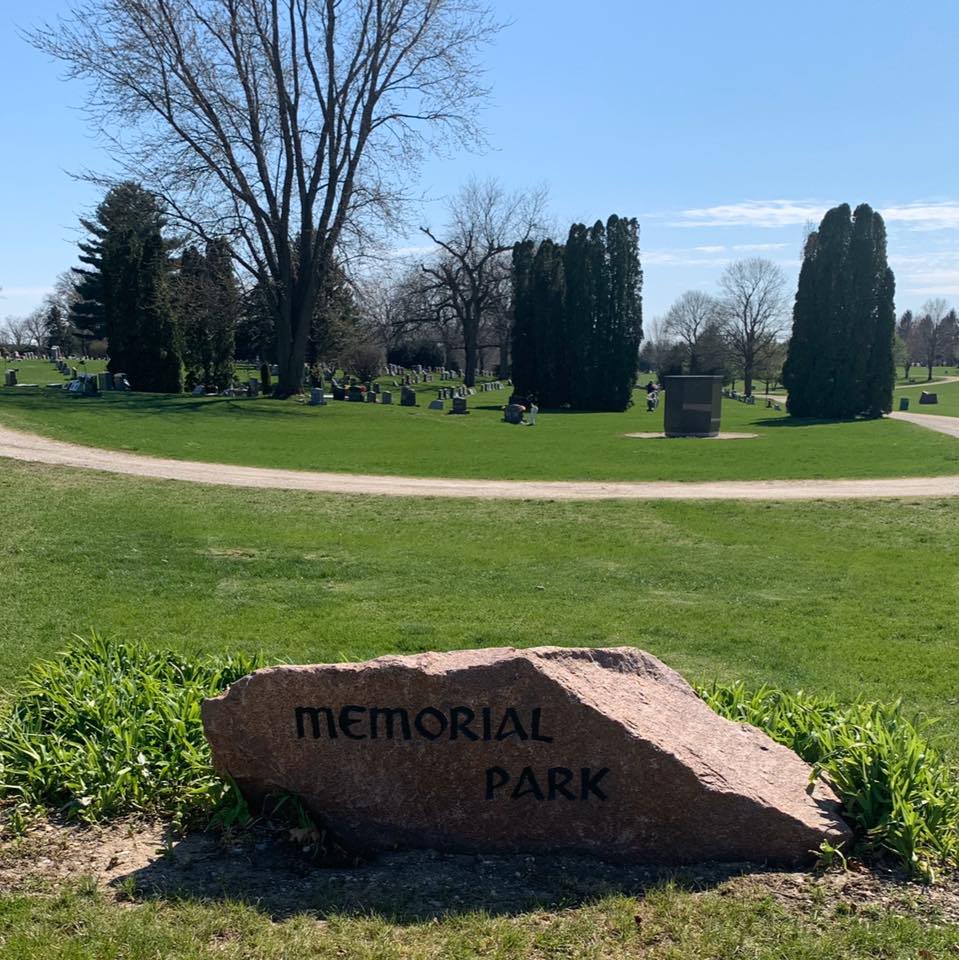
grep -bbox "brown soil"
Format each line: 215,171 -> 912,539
4,818 -> 959,925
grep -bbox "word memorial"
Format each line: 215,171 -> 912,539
293,702 -> 609,802
203,647 -> 851,864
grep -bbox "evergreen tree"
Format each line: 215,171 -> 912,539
510,215 -> 643,411
72,182 -> 183,392
528,239 -> 566,406
509,240 -> 536,397
783,203 -> 894,418
601,215 -> 643,410
42,303 -> 75,355
178,239 -> 239,390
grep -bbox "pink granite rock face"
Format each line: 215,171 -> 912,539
201,647 -> 851,865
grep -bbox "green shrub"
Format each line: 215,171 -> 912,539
699,682 -> 959,882
2,637 -> 959,881
0,634 -> 264,826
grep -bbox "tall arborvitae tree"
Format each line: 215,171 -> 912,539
509,240 -> 537,396
73,182 -> 182,392
511,215 -> 642,411
859,207 -> 896,418
601,215 -> 643,410
528,239 -> 566,406
784,203 -> 895,418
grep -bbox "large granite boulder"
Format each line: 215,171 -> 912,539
202,647 -> 850,865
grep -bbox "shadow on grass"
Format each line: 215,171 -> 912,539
114,826 -> 784,923
0,390 -> 315,419
749,416 -> 864,428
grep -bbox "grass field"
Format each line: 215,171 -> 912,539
3,460 -> 959,743
4,379 -> 959,482
3,461 -> 959,954
1,356 -> 107,385
895,377 -> 959,417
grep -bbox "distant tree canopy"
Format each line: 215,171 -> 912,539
783,203 -> 896,419
510,215 -> 643,411
73,182 -> 183,393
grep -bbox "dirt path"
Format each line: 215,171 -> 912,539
3,421 -> 959,501
896,375 -> 959,389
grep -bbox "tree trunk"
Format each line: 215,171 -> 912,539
275,299 -> 311,398
743,366 -> 753,397
463,312 -> 479,387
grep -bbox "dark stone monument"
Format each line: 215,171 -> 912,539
663,375 -> 723,438
920,392 -> 938,405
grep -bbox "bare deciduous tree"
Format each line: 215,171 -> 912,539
663,290 -> 720,373
32,0 -> 500,396
1,316 -> 30,351
915,298 -> 957,381
419,178 -> 547,385
717,258 -> 788,397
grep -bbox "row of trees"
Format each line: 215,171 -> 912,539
66,182 -> 241,392
898,301 -> 959,381
644,259 -> 790,397
31,0 -> 500,398
510,216 -> 643,410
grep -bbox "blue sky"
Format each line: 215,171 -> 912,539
2,0 -> 959,322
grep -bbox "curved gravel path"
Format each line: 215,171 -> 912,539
2,420 -> 959,501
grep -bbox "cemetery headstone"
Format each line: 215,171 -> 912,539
401,386 -> 417,407
381,390 -> 393,404
920,392 -> 938,405
504,403 -> 525,425
663,375 -> 723,438
429,398 -> 445,411
309,387 -> 326,406
452,396 -> 468,414
202,646 -> 851,865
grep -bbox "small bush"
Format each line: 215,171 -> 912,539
699,682 -> 959,881
0,634 -> 264,826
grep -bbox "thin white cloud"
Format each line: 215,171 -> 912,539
693,244 -> 726,254
667,199 -> 959,232
643,249 -> 732,268
731,242 -> 790,252
890,252 -> 959,298
883,203 -> 959,231
669,200 -> 829,229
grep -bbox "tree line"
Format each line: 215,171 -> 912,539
510,216 -> 643,410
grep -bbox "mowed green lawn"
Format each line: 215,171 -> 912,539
1,356 -> 107,385
3,378 -> 959,481
3,460 -> 959,745
4,463 -> 959,956
895,377 -> 959,417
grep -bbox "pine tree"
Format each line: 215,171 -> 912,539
71,183 -> 183,392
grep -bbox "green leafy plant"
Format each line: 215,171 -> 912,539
0,633 -> 264,826
699,682 -> 959,881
